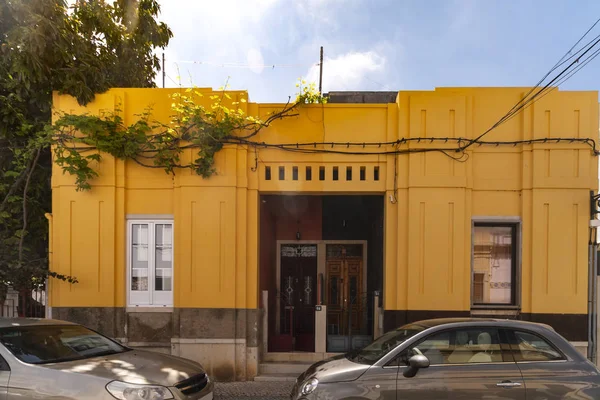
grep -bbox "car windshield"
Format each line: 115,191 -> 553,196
347,324 -> 425,365
0,324 -> 129,364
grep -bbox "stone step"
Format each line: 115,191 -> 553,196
259,361 -> 312,375
253,373 -> 299,382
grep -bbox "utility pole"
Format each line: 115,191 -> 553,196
162,52 -> 165,88
318,46 -> 323,95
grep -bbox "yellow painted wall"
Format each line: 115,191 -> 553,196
50,87 -> 599,316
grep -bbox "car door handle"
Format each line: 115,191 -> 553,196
496,381 -> 521,388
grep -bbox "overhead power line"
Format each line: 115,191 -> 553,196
497,44 -> 600,129
460,17 -> 600,151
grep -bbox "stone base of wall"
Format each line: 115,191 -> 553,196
171,339 -> 258,381
52,307 -> 260,382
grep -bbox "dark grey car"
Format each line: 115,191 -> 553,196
291,318 -> 600,399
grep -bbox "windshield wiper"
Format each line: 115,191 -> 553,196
33,355 -> 87,365
32,349 -> 130,364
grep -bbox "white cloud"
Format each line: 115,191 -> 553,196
294,0 -> 352,26
161,0 -> 281,62
305,51 -> 386,92
154,0 -> 389,101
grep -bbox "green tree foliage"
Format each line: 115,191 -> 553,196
51,79 -> 326,191
0,0 -> 172,296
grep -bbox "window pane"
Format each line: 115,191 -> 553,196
511,331 -> 564,362
408,328 -> 503,365
350,324 -> 425,365
132,224 -> 149,245
155,224 -> 172,247
132,246 -> 149,268
155,269 -> 172,291
473,225 -> 514,304
155,224 -> 173,270
131,224 -> 148,291
131,269 -> 148,291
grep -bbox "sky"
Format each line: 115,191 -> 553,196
156,0 -> 600,103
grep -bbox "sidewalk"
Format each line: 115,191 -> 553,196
214,381 -> 294,400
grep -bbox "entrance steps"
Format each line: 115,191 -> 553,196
254,361 -> 313,382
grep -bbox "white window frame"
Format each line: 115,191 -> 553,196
127,219 -> 174,307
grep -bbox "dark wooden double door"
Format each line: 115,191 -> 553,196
279,244 -> 317,352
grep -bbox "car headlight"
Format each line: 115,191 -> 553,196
301,377 -> 319,395
106,381 -> 174,400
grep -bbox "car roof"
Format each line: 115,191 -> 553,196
0,318 -> 77,328
403,317 -> 555,331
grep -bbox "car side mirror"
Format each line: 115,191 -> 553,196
403,354 -> 430,378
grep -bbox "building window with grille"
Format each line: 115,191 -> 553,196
127,220 -> 173,307
472,222 -> 518,307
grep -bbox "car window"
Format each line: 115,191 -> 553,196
0,324 -> 129,365
348,323 -> 426,365
510,330 -> 564,362
405,328 -> 504,365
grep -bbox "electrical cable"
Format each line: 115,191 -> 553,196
220,136 -> 598,157
496,24 -> 600,127
223,137 -> 598,152
154,22 -> 600,169
460,20 -> 600,151
484,28 -> 600,133
552,18 -> 600,69
495,45 -> 600,129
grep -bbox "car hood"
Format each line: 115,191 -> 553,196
298,354 -> 369,384
41,349 -> 205,387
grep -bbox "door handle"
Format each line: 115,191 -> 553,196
496,381 -> 521,388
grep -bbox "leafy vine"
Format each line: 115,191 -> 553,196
51,78 -> 326,191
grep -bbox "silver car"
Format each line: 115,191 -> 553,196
0,318 -> 213,399
292,318 -> 600,399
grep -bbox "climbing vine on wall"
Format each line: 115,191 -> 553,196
51,78 -> 327,191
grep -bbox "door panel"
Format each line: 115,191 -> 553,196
416,363 -> 526,400
515,361 -> 597,399
395,365 -> 449,400
326,260 -> 344,335
326,257 -> 364,336
346,258 -> 363,335
279,244 -> 317,352
506,329 -> 600,399
351,366 -> 398,400
397,327 -> 526,400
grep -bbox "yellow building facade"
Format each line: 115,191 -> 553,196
49,87 -> 599,381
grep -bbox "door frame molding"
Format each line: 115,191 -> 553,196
274,240 -> 368,353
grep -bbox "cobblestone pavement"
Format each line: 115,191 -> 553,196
214,381 -> 294,400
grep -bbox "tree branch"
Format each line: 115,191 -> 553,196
18,146 -> 42,266
0,168 -> 27,213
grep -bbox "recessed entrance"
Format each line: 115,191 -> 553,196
259,195 -> 384,355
